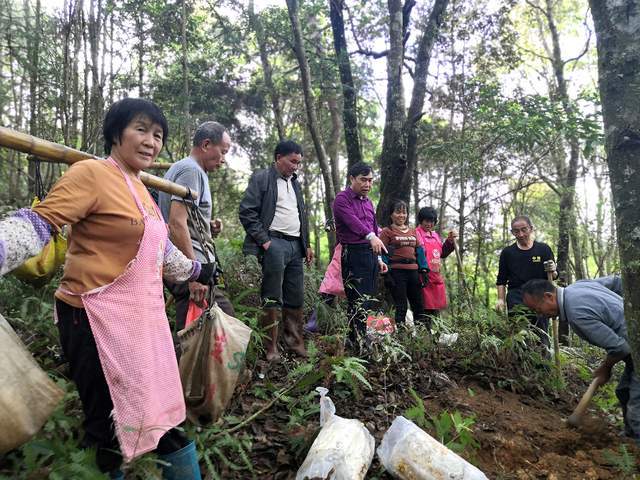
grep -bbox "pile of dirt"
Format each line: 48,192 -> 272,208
222,353 -> 638,479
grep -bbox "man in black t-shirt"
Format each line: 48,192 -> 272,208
496,216 -> 555,348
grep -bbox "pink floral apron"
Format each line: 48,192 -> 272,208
61,158 -> 185,461
416,228 -> 447,310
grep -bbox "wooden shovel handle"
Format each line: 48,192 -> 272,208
567,377 -> 601,426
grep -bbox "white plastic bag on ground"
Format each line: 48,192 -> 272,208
296,387 -> 375,480
377,416 -> 488,480
0,312 -> 64,453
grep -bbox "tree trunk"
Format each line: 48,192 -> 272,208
328,0 -> 362,171
286,0 -> 336,252
136,6 -> 144,97
181,0 -> 190,149
248,0 -> 285,141
25,0 -> 41,197
589,0 -> 640,370
377,0 -> 406,223
403,0 -> 449,208
87,0 -> 103,154
377,0 -> 448,221
541,0 -> 583,284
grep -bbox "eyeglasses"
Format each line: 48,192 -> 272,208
511,226 -> 531,234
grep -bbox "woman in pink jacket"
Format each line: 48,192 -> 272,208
415,207 -> 456,319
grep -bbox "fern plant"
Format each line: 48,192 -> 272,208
331,356 -> 371,400
603,444 -> 637,476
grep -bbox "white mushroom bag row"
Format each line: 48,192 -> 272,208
296,387 -> 488,480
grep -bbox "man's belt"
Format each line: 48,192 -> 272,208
269,231 -> 300,241
342,243 -> 372,251
390,258 -> 417,265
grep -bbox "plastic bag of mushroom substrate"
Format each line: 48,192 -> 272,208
377,416 -> 488,480
296,387 -> 375,480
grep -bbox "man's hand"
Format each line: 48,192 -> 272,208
593,363 -> 613,386
305,247 -> 314,265
379,260 -> 389,274
447,230 -> 458,241
370,236 -> 387,255
262,241 -> 271,251
495,298 -> 506,313
189,281 -> 209,307
210,218 -> 223,238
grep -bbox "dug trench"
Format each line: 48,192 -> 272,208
223,350 -> 639,480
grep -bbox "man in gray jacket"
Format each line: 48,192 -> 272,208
239,140 -> 314,361
522,278 -> 639,443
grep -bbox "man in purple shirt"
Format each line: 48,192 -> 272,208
333,162 -> 388,347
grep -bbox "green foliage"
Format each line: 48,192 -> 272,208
403,388 -> 429,430
195,427 -> 255,480
603,445 -> 638,476
428,410 -> 480,456
331,356 -> 371,400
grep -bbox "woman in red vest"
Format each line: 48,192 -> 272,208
415,207 -> 456,320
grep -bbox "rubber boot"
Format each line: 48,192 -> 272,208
282,307 -> 308,357
159,441 -> 201,480
260,308 -> 281,362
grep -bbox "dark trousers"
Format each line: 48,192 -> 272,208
56,300 -> 189,473
506,288 -> 550,349
387,268 -> 428,327
259,235 -> 304,309
616,357 -> 640,440
165,281 -> 236,332
341,244 -> 379,343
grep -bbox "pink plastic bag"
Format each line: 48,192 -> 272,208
319,244 -> 345,298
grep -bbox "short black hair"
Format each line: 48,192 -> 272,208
417,206 -> 438,224
348,162 -> 373,178
521,279 -> 555,300
193,121 -> 227,147
274,140 -> 303,161
511,215 -> 533,228
103,98 -> 169,154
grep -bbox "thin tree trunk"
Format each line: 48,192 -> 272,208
181,0 -> 190,148
541,0 -> 584,283
403,0 -> 449,209
286,0 -> 336,252
329,0 -> 362,171
25,0 -> 41,197
249,0 -> 285,141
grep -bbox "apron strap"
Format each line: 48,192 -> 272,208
107,157 -> 148,218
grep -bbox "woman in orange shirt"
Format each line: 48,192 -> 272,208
0,98 -> 211,479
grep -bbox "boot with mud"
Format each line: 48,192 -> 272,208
260,308 -> 281,362
282,307 -> 308,358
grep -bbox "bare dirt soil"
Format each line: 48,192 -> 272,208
225,352 -> 639,480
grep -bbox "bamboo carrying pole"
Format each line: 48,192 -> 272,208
0,126 -> 193,198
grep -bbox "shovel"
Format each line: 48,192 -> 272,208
567,377 -> 601,427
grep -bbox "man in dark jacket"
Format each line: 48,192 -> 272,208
239,140 -> 313,362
